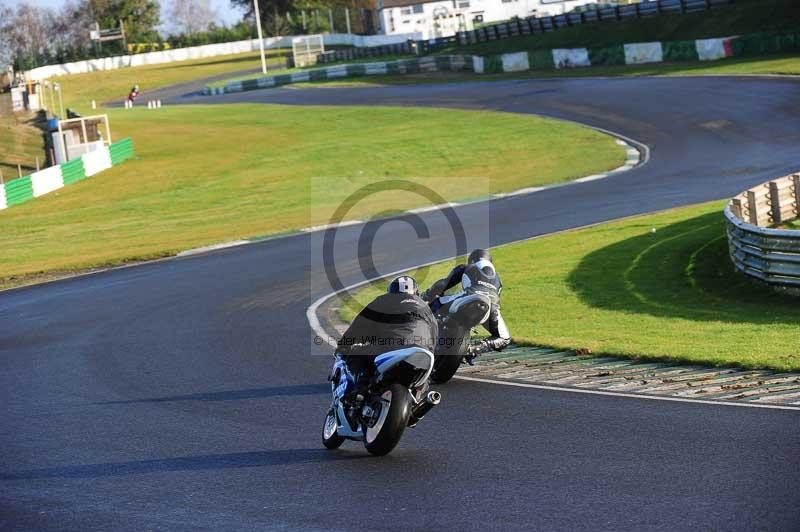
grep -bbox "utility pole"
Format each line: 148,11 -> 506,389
253,0 -> 268,74
54,83 -> 64,119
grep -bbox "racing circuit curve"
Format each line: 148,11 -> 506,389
2,75 -> 800,531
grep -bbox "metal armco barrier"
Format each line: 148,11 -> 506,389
457,0 -> 734,47
725,173 -> 800,293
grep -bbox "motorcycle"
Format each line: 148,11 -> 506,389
322,346 -> 441,456
429,293 -> 492,384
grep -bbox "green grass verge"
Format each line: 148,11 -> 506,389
779,219 -> 800,230
340,201 -> 800,371
443,0 -> 800,56
0,103 -> 623,288
56,50 -> 288,111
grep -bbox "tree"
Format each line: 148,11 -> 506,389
230,0 -> 294,36
0,1 -> 51,70
88,0 -> 161,43
170,0 -> 218,36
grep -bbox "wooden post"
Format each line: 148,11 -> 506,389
793,174 -> 800,219
769,181 -> 782,225
345,8 -> 351,34
731,198 -> 743,220
35,157 -> 40,172
328,9 -> 334,32
0,170 -> 4,184
747,190 -> 759,226
17,164 -> 22,178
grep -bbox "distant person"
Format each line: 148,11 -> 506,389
127,84 -> 139,105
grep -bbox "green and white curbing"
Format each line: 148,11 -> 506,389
205,30 -> 799,95
0,138 -> 134,211
203,55 -> 476,95
479,35 -> 738,72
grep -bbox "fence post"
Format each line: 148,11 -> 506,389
36,157 -> 40,171
794,174 -> 800,219
769,181 -> 782,225
747,190 -> 759,226
17,164 -> 22,178
731,198 -> 743,220
345,8 -> 351,33
635,2 -> 641,18
615,5 -> 621,20
679,0 -> 685,14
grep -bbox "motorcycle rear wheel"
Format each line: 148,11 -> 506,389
430,354 -> 462,384
363,384 -> 411,456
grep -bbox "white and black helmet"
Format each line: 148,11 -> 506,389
388,275 -> 418,295
468,249 -> 496,278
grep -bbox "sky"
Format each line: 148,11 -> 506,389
1,0 -> 247,32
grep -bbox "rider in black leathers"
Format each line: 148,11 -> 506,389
334,276 -> 438,398
422,249 -> 511,361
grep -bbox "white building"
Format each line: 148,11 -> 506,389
378,0 -> 610,40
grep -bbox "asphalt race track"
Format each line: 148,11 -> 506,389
3,76 -> 800,531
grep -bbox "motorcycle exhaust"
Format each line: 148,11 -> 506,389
409,390 -> 441,425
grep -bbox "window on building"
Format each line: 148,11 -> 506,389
400,7 -> 412,15
413,4 -> 424,13
458,0 -> 470,7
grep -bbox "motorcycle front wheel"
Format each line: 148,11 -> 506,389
363,384 -> 412,456
322,407 -> 345,449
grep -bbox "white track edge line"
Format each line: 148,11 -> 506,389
453,375 -> 800,411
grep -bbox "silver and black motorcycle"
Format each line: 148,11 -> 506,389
429,293 -> 492,384
322,346 -> 441,456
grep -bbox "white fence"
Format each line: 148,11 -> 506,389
24,32 -> 422,81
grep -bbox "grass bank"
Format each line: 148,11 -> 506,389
444,0 -> 800,56
55,50 -> 288,111
0,93 -> 47,180
0,103 -> 623,288
341,201 -> 800,371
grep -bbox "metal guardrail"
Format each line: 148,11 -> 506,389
725,173 -> 800,293
317,0 -> 735,64
459,0 -> 735,47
